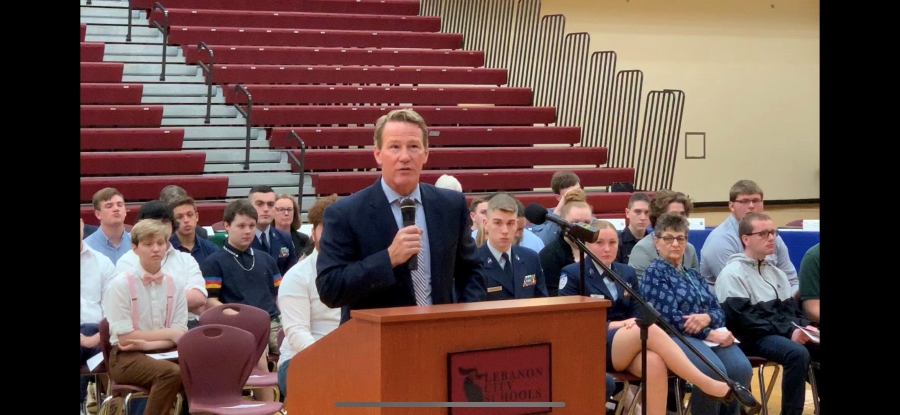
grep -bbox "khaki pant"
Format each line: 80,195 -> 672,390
107,346 -> 181,415
269,316 -> 282,355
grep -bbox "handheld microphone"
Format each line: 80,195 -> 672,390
399,198 -> 418,271
524,203 -> 600,243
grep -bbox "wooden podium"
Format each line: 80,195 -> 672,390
285,296 -> 609,414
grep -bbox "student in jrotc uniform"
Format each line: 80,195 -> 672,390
476,193 -> 547,300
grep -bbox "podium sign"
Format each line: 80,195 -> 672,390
448,343 -> 552,415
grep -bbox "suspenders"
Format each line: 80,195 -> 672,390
124,272 -> 176,330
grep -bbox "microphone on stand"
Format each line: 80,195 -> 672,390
400,198 -> 418,271
524,203 -> 600,243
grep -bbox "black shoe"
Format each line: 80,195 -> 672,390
724,382 -> 760,409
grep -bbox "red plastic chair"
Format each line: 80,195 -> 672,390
178,324 -> 284,415
97,318 -> 183,415
199,303 -> 281,401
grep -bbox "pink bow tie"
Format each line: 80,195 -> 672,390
141,273 -> 164,286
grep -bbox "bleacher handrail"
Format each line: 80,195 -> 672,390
149,3 -> 169,81
126,0 -> 132,42
285,131 -> 307,198
197,42 -> 214,124
232,84 -> 252,171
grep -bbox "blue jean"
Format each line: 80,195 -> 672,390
277,359 -> 291,400
739,335 -> 819,415
671,336 -> 751,415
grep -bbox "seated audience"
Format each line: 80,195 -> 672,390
116,201 -> 208,328
168,196 -> 221,266
539,188 -> 595,297
80,218 -> 117,409
159,185 -> 208,240
641,214 -> 751,415
715,213 -> 820,415
798,243 -> 819,325
274,194 -> 314,260
276,195 -> 342,398
699,180 -> 797,291
530,170 -> 582,245
476,194 -> 547,300
472,194 -> 544,254
469,196 -> 489,232
616,192 -> 651,265
103,219 -> 187,415
249,185 -> 298,276
628,190 -> 699,282
83,187 -> 132,264
560,218 -> 734,415
201,199 -> 282,402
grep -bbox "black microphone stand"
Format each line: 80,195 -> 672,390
562,228 -> 758,415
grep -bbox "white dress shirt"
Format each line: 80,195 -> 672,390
103,265 -> 188,345
81,243 -> 117,325
115,243 -> 207,319
277,250 -> 340,368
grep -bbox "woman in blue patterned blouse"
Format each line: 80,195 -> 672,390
640,213 -> 752,415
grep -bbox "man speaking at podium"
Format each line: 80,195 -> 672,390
316,109 -> 487,323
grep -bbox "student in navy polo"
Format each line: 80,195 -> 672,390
248,185 -> 298,276
200,199 -> 281,403
168,195 -> 220,266
475,193 -> 547,301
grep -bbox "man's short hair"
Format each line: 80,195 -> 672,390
223,199 -> 258,224
729,180 -> 764,202
738,212 -> 773,247
487,193 -> 518,216
307,194 -> 340,228
248,185 -> 275,196
136,200 -> 176,233
654,213 -> 690,236
469,196 -> 488,213
550,171 -> 580,195
130,219 -> 171,246
92,187 -> 123,210
159,185 -> 188,206
514,197 -> 526,218
435,174 -> 462,192
627,192 -> 652,208
167,195 -> 196,212
373,108 -> 430,149
649,190 -> 693,228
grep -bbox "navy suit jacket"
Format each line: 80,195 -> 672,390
559,261 -> 640,322
477,244 -> 547,301
316,179 -> 488,323
251,227 -> 298,276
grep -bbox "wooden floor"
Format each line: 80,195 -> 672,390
749,365 -> 818,415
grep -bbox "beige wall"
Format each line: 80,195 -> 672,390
537,0 -> 819,203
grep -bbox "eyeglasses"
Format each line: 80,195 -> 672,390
275,207 -> 294,214
657,236 -> 687,245
733,198 -> 763,206
746,229 -> 778,238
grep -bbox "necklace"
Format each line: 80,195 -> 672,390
224,247 -> 255,272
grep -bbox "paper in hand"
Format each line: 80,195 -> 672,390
792,322 -> 820,343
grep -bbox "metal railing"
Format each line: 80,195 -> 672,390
126,0 -> 132,42
150,3 -> 169,81
285,131 -> 307,198
232,84 -> 253,171
197,42 -> 214,124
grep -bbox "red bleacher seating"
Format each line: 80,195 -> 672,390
80,63 -> 124,83
80,106 -> 164,128
269,126 -> 581,148
80,84 -> 144,105
81,202 -> 228,226
81,152 -> 207,176
131,0 -> 420,15
311,168 -> 635,195
81,24 -> 86,41
151,9 -> 440,32
183,46 -> 484,67
222,85 -> 531,106
244,106 -> 555,127
81,42 -> 105,62
81,176 -> 229,203
206,65 -> 507,85
167,26 -> 462,49
81,128 -> 185,151
293,147 -> 607,171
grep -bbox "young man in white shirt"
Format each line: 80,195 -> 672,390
103,219 -> 188,415
276,194 -> 342,398
115,201 -> 208,328
80,218 -> 117,410
83,187 -> 132,264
